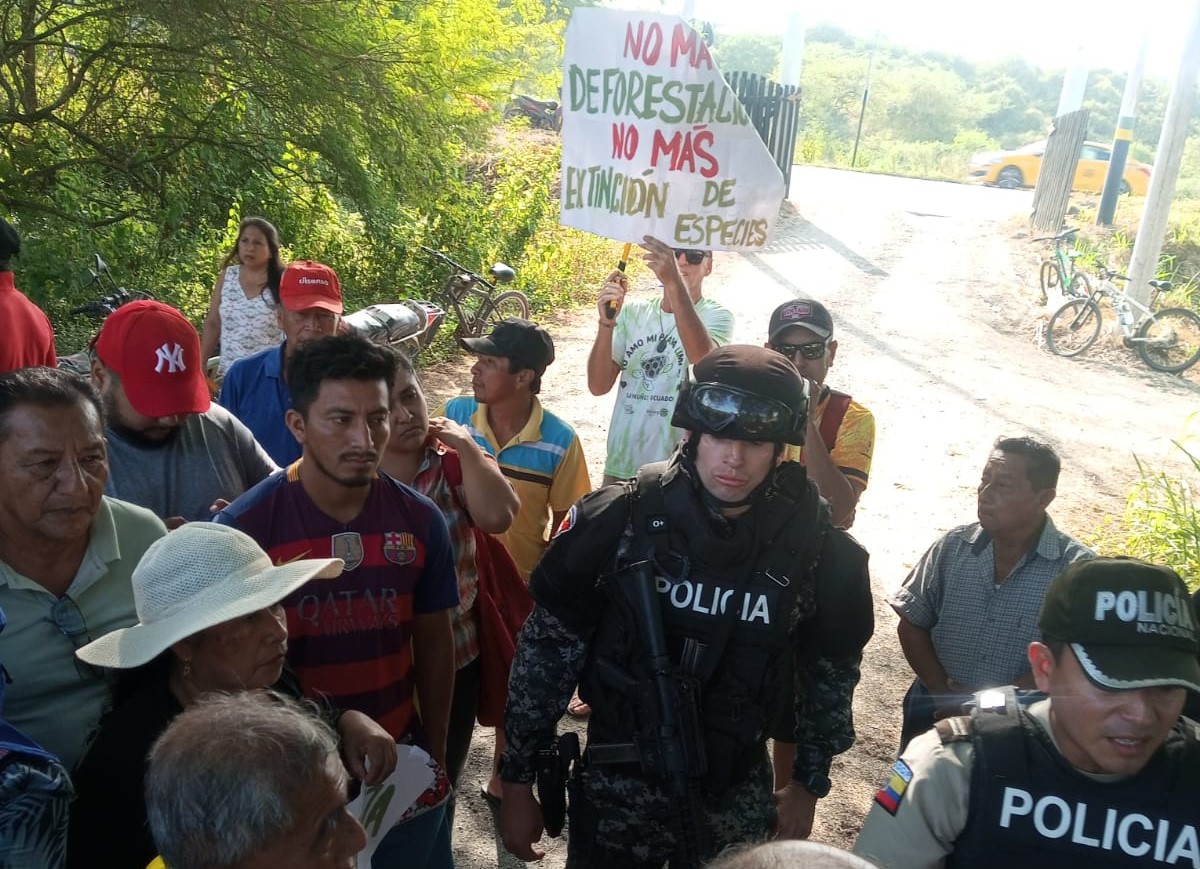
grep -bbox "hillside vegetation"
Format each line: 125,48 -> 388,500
0,0 -> 607,354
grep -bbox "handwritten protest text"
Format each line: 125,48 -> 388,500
563,166 -> 669,218
567,67 -> 749,127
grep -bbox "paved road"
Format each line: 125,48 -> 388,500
444,166 -> 1200,867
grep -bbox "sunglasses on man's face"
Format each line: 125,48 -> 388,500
772,340 -> 828,361
673,249 -> 708,266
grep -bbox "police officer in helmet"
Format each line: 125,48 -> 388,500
854,556 -> 1200,869
499,345 -> 874,867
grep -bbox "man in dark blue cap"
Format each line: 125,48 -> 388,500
855,556 -> 1200,869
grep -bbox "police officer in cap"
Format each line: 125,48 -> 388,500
499,344 -> 874,867
854,556 -> 1200,869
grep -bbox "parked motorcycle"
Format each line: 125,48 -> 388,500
57,256 -> 156,377
504,94 -> 562,131
343,299 -> 445,355
58,255 -> 445,383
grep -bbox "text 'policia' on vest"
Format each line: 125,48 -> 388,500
947,688 -> 1200,869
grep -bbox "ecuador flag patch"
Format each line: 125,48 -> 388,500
874,759 -> 913,815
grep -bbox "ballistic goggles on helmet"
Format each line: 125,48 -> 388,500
674,381 -> 805,445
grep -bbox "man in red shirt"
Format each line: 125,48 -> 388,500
0,219 -> 56,373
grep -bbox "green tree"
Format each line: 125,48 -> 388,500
0,0 -> 546,321
711,33 -> 781,77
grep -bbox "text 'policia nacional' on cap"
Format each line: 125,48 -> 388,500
1039,556 -> 1200,694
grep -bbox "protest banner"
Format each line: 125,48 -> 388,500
560,7 -> 785,251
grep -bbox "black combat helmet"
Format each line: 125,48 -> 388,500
671,345 -> 808,446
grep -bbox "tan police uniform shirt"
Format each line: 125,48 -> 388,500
853,701 -> 1122,869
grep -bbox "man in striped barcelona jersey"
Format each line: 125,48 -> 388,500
216,332 -> 459,869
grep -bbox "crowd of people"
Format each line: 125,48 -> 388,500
0,212 -> 1197,869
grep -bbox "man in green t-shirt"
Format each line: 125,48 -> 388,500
586,235 -> 734,485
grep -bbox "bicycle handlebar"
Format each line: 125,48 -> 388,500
419,245 -> 492,287
1031,227 -> 1079,243
1101,269 -> 1173,293
68,288 -> 153,318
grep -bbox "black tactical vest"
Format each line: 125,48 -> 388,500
948,690 -> 1200,869
581,461 -> 829,795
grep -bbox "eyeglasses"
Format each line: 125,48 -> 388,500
49,595 -> 104,682
684,383 -> 800,441
772,340 -> 828,361
673,249 -> 709,266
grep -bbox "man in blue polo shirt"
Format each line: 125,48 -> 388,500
218,260 -> 342,465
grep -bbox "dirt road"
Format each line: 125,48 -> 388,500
427,166 -> 1200,867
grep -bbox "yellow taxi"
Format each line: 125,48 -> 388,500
967,139 -> 1152,195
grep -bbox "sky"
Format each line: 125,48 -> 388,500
626,0 -> 1199,81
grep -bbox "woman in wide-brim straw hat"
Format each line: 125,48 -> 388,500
65,522 -> 398,869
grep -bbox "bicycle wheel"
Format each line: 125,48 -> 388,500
481,290 -> 531,331
1046,299 -> 1102,357
1039,261 -> 1061,293
1134,307 -> 1200,373
1063,271 -> 1091,300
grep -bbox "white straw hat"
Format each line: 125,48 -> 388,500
77,522 -> 343,669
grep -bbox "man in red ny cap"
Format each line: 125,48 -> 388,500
219,261 -> 343,466
91,300 -> 276,528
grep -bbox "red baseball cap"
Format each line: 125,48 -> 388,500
93,301 -> 210,418
279,261 -> 343,313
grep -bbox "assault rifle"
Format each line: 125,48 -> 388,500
593,559 -> 711,868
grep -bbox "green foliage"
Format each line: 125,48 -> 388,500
1112,441 -> 1200,591
0,0 -> 595,356
1069,200 -> 1200,310
466,131 -> 614,311
711,33 -> 781,77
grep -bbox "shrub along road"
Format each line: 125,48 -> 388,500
422,166 -> 1200,866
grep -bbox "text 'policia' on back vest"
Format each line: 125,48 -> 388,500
947,688 -> 1200,869
581,461 -> 829,796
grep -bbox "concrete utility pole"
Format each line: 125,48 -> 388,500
1056,48 -> 1089,116
1097,39 -> 1148,226
1126,0 -> 1200,305
780,10 -> 804,88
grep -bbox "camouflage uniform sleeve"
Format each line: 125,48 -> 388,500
793,652 -> 863,779
793,527 -> 874,779
498,606 -> 590,784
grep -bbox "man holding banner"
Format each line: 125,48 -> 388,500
588,236 -> 733,485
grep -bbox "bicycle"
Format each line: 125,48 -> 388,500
1033,227 -> 1091,303
1045,267 -> 1200,373
420,246 -> 530,340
